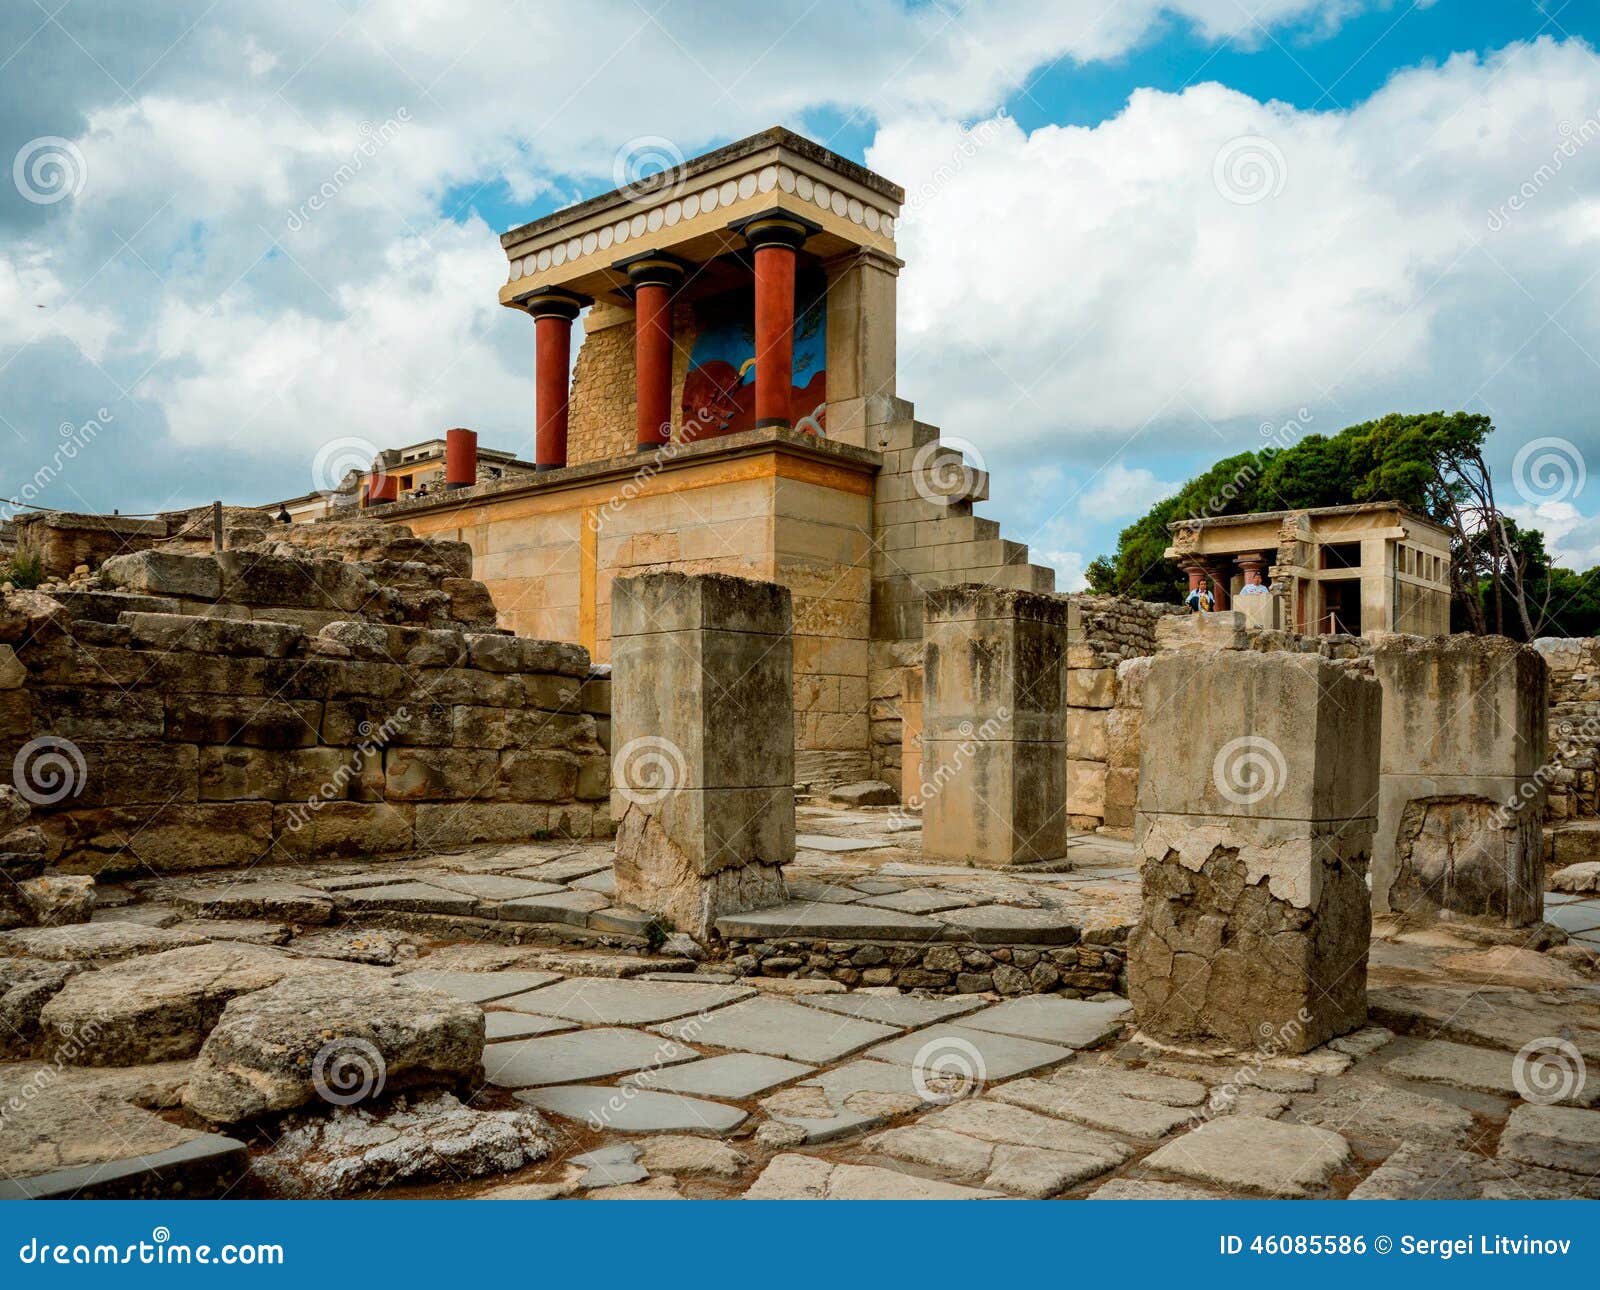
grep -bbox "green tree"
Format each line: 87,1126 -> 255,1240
1086,411 -> 1588,638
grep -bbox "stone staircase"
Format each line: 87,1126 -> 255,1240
867,405 -> 1056,642
862,399 -> 1059,786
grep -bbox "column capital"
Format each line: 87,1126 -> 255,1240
611,250 -> 691,290
730,206 -> 821,251
513,286 -> 589,320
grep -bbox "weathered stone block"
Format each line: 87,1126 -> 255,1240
120,612 -> 301,658
164,698 -> 322,748
1128,650 -> 1379,1054
920,585 -> 1069,867
100,551 -> 222,601
1066,708 -> 1108,762
611,573 -> 794,938
49,803 -> 274,875
1373,636 -> 1548,926
271,801 -> 413,859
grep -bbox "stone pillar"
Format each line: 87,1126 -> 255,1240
920,585 -> 1069,866
1128,649 -> 1378,1053
735,211 -> 817,430
617,256 -> 685,452
610,571 -> 793,939
1372,636 -> 1548,927
823,248 -> 899,447
520,290 -> 584,470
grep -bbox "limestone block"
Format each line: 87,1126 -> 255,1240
199,747 -> 351,803
1066,708 -> 1108,762
1128,650 -> 1379,1054
921,585 -> 1070,866
0,645 -> 24,689
464,633 -> 590,677
100,551 -> 222,602
1066,667 -> 1117,709
1373,636 -> 1548,926
185,973 -> 483,1125
610,572 -> 794,938
1067,759 -> 1107,818
1137,649 -> 1378,825
1105,705 -> 1141,769
120,612 -> 301,658
1154,611 -> 1248,651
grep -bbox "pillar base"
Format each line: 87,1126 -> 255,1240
535,464 -> 562,473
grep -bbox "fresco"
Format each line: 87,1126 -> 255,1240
680,271 -> 826,439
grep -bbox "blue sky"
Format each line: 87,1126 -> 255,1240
4,0 -> 1600,587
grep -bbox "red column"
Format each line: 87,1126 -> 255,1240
366,467 -> 397,506
735,214 -> 814,431
515,290 -> 584,471
620,258 -> 684,452
445,427 -> 477,488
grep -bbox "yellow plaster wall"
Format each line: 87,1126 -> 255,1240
399,447 -> 876,786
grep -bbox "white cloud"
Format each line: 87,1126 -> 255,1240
1077,462 -> 1182,517
874,36 -> 1600,445
1041,548 -> 1090,592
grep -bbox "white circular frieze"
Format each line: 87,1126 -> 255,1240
684,192 -> 700,218
719,179 -> 738,206
551,242 -> 567,267
702,186 -> 718,212
664,199 -> 681,225
582,231 -> 598,255
737,173 -> 757,200
796,173 -> 813,200
647,206 -> 663,231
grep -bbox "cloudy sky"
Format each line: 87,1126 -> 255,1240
3,0 -> 1599,589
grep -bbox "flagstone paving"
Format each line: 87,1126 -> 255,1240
10,808 -> 1600,1201
652,996 -> 901,1064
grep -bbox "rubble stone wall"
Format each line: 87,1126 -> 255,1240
1065,595 -> 1182,830
3,608 -> 611,875
0,526 -> 613,876
1533,637 -> 1600,824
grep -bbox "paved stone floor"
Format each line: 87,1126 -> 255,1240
4,805 -> 1600,1199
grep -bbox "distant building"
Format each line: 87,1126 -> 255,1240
1166,501 -> 1452,638
263,434 -> 537,522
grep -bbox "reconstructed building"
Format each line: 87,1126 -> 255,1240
375,128 -> 1059,790
1166,501 -> 1452,638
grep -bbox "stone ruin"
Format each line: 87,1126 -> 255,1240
0,519 -> 610,890
1128,648 -> 1378,1053
1,121 -> 1597,1201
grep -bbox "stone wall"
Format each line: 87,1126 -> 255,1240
1533,637 -> 1600,823
565,301 -> 703,468
1065,595 -> 1182,830
0,526 -> 612,876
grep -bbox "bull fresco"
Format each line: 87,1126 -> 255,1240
681,272 -> 826,439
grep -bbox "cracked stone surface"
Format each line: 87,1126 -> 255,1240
1141,1115 -> 1353,1198
8,807 -> 1600,1202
